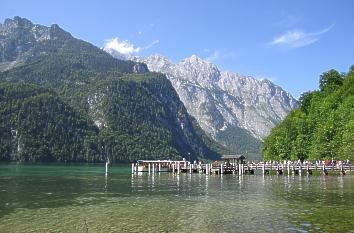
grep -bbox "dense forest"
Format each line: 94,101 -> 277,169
262,66 -> 354,161
0,83 -> 100,162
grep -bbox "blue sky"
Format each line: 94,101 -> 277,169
1,0 -> 353,98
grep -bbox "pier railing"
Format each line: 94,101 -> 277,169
130,160 -> 353,176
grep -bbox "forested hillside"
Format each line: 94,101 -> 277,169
0,83 -> 100,162
263,66 -> 354,161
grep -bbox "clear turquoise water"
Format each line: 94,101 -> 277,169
0,164 -> 353,232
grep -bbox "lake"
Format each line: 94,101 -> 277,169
0,164 -> 353,232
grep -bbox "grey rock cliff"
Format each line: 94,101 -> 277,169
128,54 -> 298,156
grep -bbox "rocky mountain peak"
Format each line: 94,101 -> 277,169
3,16 -> 33,29
179,55 -> 220,84
0,17 -> 74,68
136,54 -> 172,72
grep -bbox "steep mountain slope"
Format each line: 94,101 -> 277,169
130,55 -> 298,159
0,17 -> 222,162
263,67 -> 353,161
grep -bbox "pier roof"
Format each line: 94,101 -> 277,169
222,155 -> 245,160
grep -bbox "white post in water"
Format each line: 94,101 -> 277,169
131,163 -> 134,174
299,162 -> 302,176
177,162 -> 180,174
105,158 -> 110,176
287,163 -> 290,176
189,163 -> 192,174
148,163 -> 151,173
262,163 -> 265,175
220,163 -> 223,175
159,163 -> 161,173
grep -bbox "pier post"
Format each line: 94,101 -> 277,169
322,164 -> 328,176
206,164 -> 209,175
105,160 -> 109,176
189,163 -> 192,174
287,163 -> 290,175
159,163 -> 161,173
131,163 -> 134,174
148,163 -> 151,173
152,163 -> 155,173
299,162 -> 302,176
177,162 -> 180,174
276,164 -> 279,175
262,163 -> 265,175
220,163 -> 223,175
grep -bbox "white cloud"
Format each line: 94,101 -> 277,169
270,24 -> 334,48
103,38 -> 140,55
103,37 -> 159,58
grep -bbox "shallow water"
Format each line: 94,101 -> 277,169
0,164 -> 353,232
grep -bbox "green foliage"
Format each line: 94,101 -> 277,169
319,69 -> 344,92
263,67 -> 354,161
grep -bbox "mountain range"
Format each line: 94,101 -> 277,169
0,16 -> 222,162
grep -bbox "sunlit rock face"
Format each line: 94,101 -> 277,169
133,54 -> 298,142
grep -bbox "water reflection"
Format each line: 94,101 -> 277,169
0,165 -> 353,232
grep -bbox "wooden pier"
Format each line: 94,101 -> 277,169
131,160 -> 354,176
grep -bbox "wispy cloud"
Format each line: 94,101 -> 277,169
103,37 -> 159,57
204,49 -> 235,62
269,24 -> 334,48
144,39 -> 159,50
